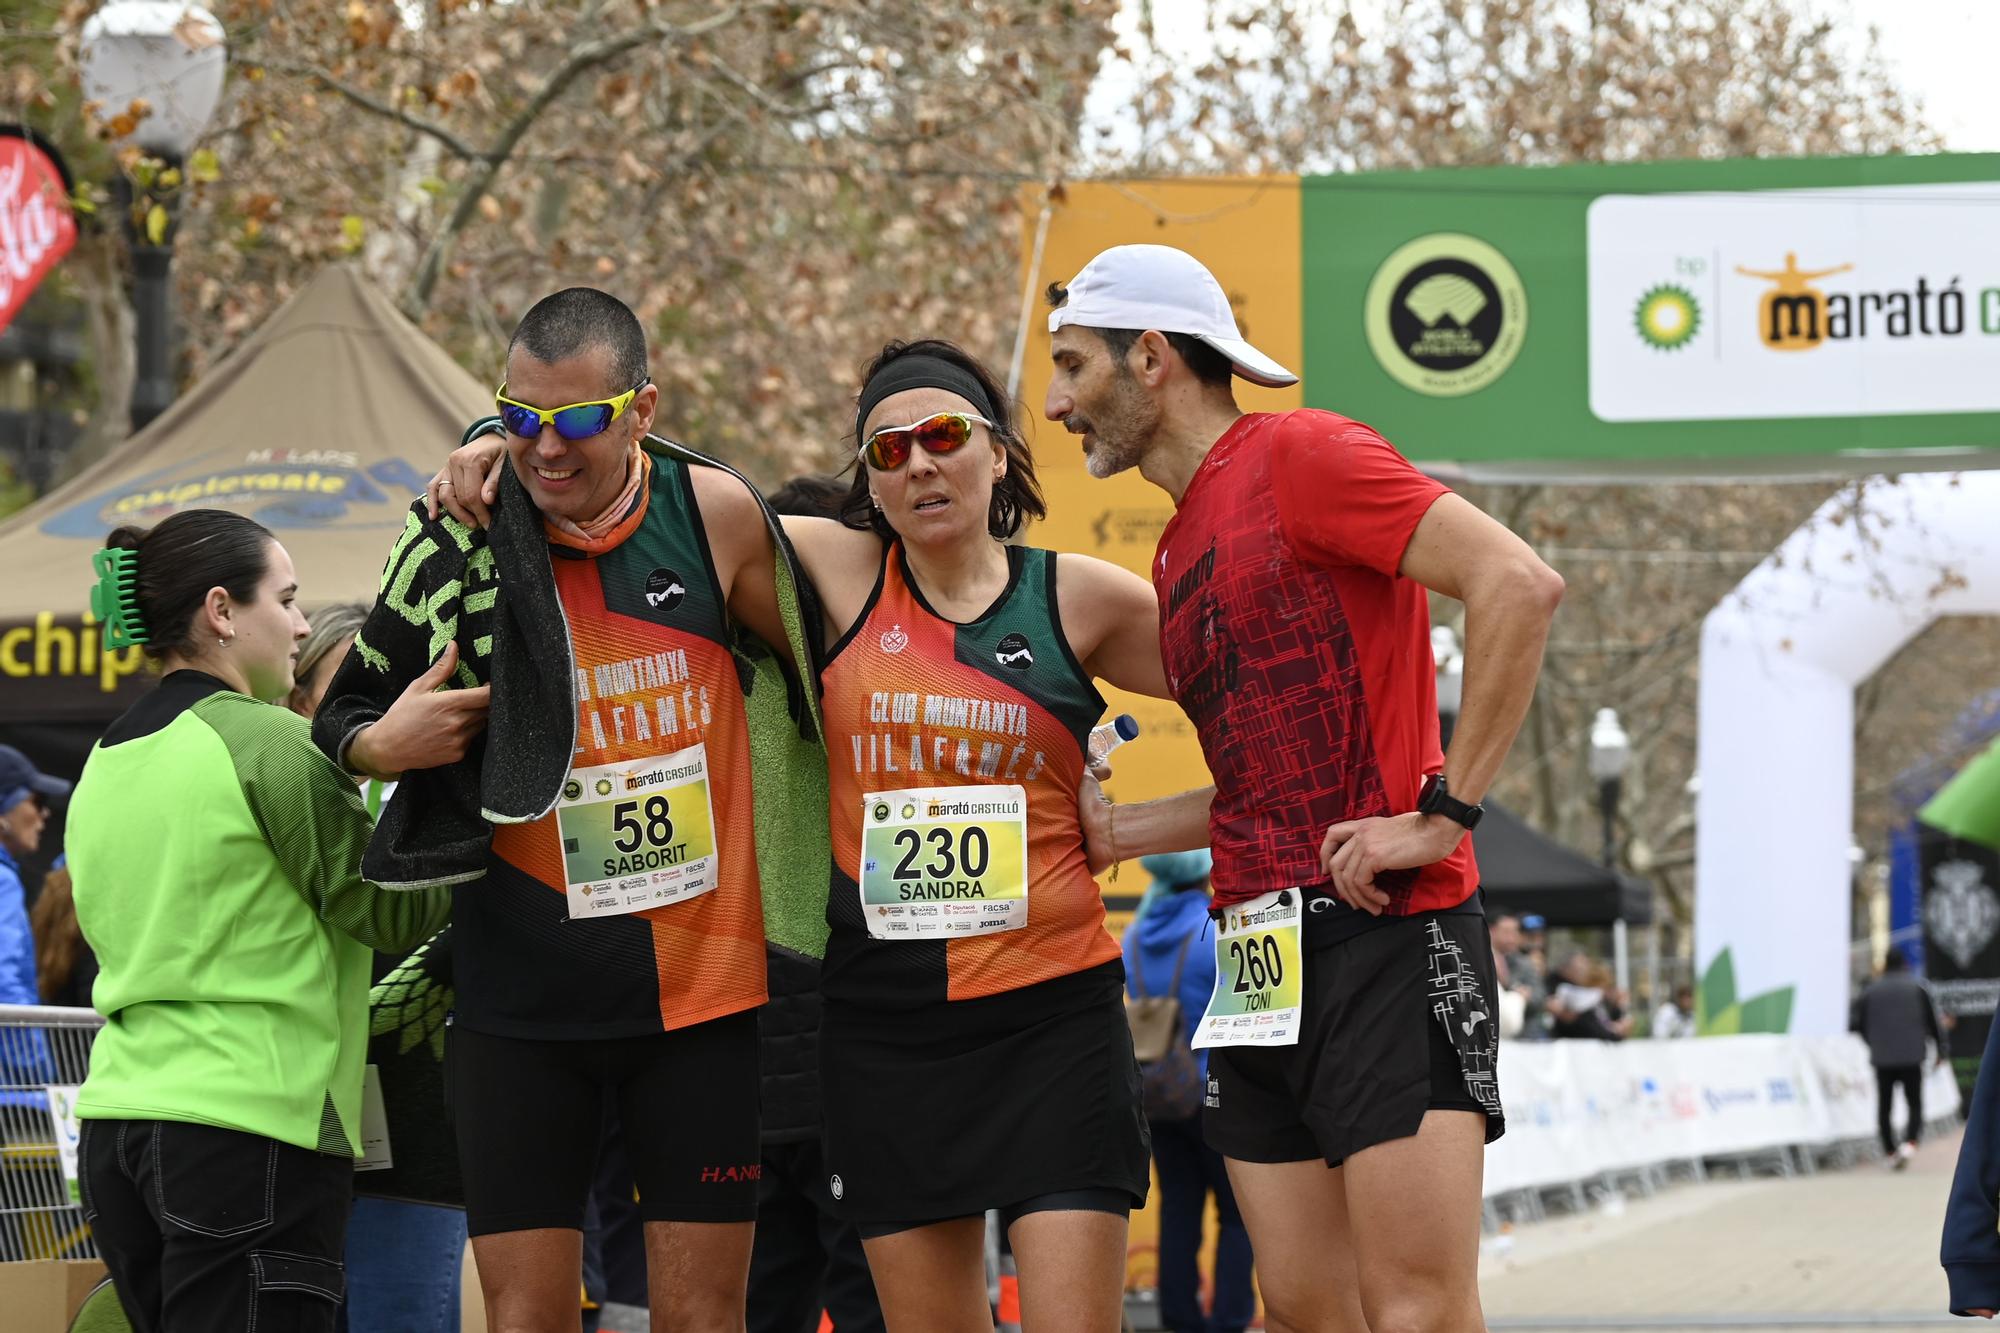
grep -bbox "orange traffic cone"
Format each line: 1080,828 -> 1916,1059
996,1249 -> 1022,1333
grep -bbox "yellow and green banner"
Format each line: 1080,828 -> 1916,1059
1020,153 -> 2000,480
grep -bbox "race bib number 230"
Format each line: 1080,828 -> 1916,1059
858,784 -> 1028,939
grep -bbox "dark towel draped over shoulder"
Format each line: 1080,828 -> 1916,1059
312,435 -> 832,959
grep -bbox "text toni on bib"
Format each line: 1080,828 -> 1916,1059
1195,889 -> 1304,1048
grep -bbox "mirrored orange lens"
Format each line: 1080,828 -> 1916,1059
910,414 -> 972,453
865,430 -> 913,470
865,414 -> 972,469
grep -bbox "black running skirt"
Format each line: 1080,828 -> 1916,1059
818,960 -> 1151,1225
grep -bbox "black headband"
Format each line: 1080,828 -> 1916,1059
855,354 -> 999,444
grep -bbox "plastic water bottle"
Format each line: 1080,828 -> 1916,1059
1087,713 -> 1140,766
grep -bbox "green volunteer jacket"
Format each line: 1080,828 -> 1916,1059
66,670 -> 451,1155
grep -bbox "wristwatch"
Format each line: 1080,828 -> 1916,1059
1416,773 -> 1484,831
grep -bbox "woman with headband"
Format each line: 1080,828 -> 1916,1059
64,509 -> 458,1332
433,339 -> 1178,1331
784,339 -> 1173,1332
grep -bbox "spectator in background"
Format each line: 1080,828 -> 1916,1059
1518,914 -> 1547,961
1123,850 -> 1255,1333
292,604 -> 369,717
1852,946 -> 1947,1169
293,604 -> 397,821
291,603 -> 469,1333
1547,954 -> 1632,1042
31,856 -> 97,1009
1515,914 -> 1551,1039
0,744 -> 68,1007
744,473 -> 886,1333
1488,913 -> 1543,1040
1516,914 -> 1548,968
1651,984 -> 1697,1039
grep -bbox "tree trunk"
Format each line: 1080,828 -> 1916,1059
55,235 -> 138,484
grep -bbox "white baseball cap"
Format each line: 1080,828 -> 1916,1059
1047,244 -> 1298,388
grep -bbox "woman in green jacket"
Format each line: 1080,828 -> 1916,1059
66,509 -> 464,1333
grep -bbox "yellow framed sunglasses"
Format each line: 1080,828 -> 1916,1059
494,379 -> 648,441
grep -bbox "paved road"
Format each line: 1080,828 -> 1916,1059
1480,1128 -> 1966,1331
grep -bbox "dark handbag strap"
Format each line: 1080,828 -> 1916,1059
1166,932 -> 1195,997
1132,928 -> 1199,1004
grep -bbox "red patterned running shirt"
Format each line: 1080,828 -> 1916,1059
1153,409 -> 1479,916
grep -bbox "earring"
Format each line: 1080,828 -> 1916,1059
219,635 -> 233,648
870,497 -> 882,511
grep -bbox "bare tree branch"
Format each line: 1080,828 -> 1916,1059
273,62 -> 486,163
403,6 -> 748,316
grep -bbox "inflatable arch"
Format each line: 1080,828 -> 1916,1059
1696,470 -> 2000,1035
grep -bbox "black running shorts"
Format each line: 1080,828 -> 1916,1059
1203,910 -> 1505,1168
448,1009 -> 760,1235
819,962 -> 1151,1227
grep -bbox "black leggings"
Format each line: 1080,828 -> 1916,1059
1877,1063 -> 1924,1155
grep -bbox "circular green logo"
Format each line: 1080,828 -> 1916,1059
564,779 -> 583,802
900,803 -> 917,820
871,801 -> 890,823
1364,233 -> 1528,397
1634,284 -> 1701,351
595,778 -> 614,797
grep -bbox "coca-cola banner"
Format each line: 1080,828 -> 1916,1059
0,126 -> 78,335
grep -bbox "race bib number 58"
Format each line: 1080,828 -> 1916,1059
1194,890 -> 1304,1047
557,743 -> 719,920
859,784 -> 1028,939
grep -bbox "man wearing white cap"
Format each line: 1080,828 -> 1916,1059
1049,245 -> 1562,1333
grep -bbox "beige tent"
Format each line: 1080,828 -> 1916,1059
0,264 -> 490,774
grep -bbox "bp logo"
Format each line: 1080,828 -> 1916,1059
900,802 -> 917,820
595,778 -> 614,797
1365,233 -> 1528,397
644,567 -> 686,615
1634,285 -> 1701,351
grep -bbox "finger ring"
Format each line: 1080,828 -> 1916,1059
438,479 -> 455,488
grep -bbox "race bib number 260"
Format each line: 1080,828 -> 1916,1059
1194,890 -> 1304,1048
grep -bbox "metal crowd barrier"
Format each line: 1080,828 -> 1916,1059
0,1004 -> 103,1263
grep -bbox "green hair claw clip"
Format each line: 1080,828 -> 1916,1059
90,547 -> 150,649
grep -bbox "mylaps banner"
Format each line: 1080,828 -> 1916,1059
1021,153 -> 2000,475
0,126 -> 78,335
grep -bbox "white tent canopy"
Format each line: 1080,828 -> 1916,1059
1696,470 -> 2000,1035
0,265 -> 489,766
